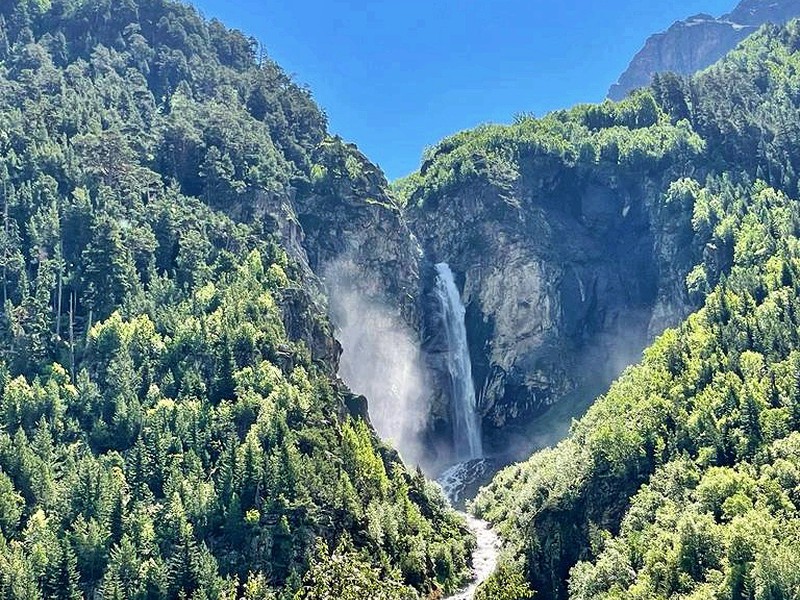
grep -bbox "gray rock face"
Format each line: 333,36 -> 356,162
295,143 -> 422,324
608,0 -> 800,101
273,141 -> 436,468
255,137 -> 697,466
253,140 -> 420,325
727,0 -> 800,25
409,161 -> 694,450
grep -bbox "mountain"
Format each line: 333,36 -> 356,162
7,0 -> 800,598
0,1 -> 473,598
403,98 -> 700,463
469,20 -> 800,600
607,0 -> 800,101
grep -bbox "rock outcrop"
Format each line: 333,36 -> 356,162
256,137 -> 421,322
414,178 -> 658,450
608,0 -> 800,101
409,161 -> 695,454
295,139 -> 422,324
257,138 -> 436,469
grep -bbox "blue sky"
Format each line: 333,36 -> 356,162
192,0 -> 734,180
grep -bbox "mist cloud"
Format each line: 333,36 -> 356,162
323,258 -> 431,470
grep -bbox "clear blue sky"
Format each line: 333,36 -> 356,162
191,0 -> 735,180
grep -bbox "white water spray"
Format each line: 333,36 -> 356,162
433,263 -> 483,461
325,258 -> 429,469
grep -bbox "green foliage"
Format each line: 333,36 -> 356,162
0,0 -> 473,597
474,563 -> 535,600
472,175 -> 800,599
467,20 -> 800,600
407,88 -> 703,209
294,538 -> 415,600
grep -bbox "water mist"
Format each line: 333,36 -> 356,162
324,258 -> 430,469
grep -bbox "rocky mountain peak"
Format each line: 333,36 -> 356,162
726,0 -> 800,24
608,0 -> 800,100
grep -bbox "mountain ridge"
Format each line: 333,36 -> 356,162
608,0 -> 800,100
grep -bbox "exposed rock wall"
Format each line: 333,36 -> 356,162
409,160 -> 697,450
254,134 -> 697,466
253,139 -> 437,468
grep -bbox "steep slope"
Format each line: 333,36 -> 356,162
0,0 -> 471,597
473,20 -> 800,600
400,92 -> 704,460
607,0 -> 800,101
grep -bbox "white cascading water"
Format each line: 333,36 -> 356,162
434,263 -> 484,461
433,264 -> 496,600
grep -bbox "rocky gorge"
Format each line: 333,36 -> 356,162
190,0 -> 800,485
249,99 -> 709,475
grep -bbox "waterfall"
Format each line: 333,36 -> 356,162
433,263 -> 484,461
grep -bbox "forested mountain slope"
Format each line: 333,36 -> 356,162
0,0 -> 472,598
469,21 -> 800,600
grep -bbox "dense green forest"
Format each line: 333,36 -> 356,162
454,20 -> 800,600
0,0 -> 474,598
8,0 -> 800,598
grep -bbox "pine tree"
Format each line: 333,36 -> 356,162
167,522 -> 202,599
43,538 -> 82,600
80,216 -> 135,322
741,389 -> 763,458
108,485 -> 125,546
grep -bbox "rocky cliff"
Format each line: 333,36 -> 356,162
608,0 -> 800,101
410,171 -> 660,443
257,101 -> 711,472
411,179 -> 687,458
250,135 -> 435,467
262,96 -> 712,468
398,100 -> 705,461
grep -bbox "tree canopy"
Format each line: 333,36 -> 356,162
0,0 -> 474,598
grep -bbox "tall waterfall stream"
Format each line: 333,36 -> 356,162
433,263 -> 483,461
433,264 -> 498,599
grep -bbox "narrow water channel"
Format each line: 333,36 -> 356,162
437,460 -> 500,599
445,512 -> 499,600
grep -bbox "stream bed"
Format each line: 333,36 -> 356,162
445,512 -> 499,599
438,460 -> 500,599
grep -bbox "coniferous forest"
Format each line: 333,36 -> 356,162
5,0 -> 800,599
0,1 -> 473,598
